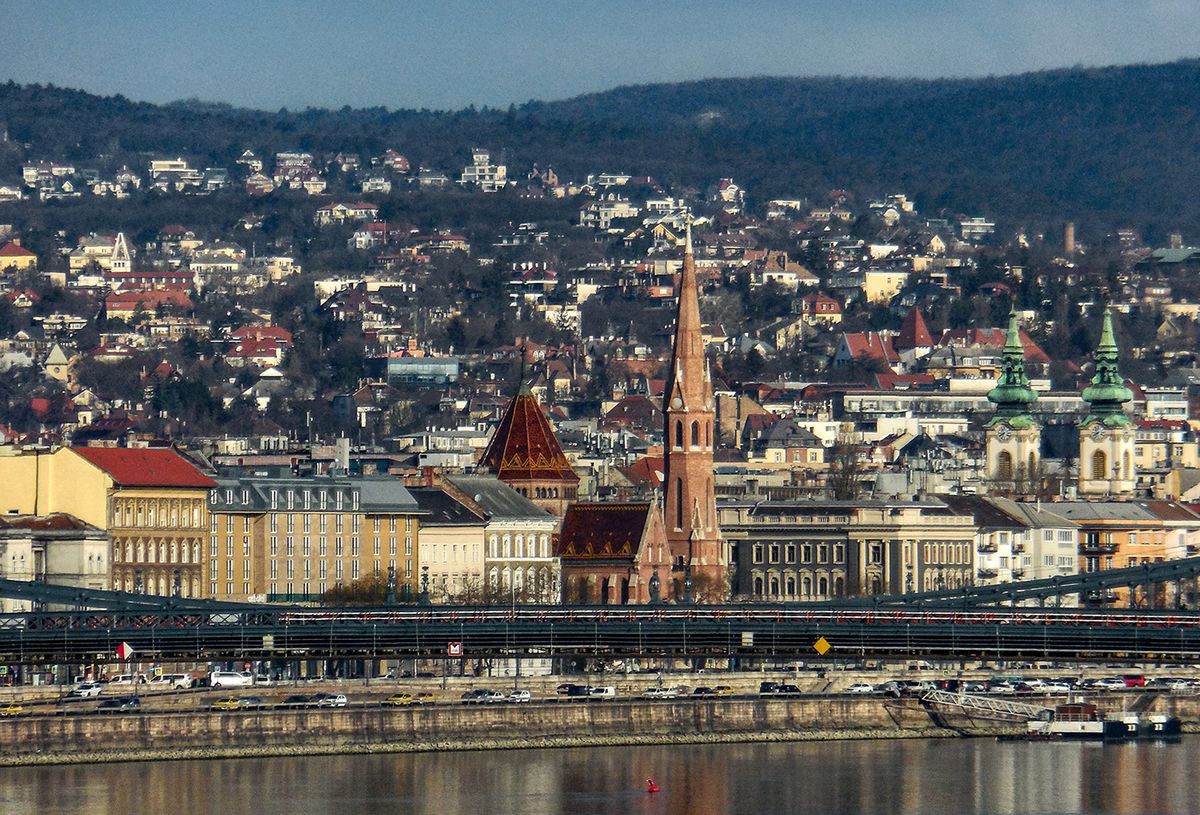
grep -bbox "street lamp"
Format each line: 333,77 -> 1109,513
419,566 -> 430,606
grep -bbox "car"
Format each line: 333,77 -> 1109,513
384,693 -> 419,707
1122,674 -> 1147,688
874,681 -> 903,698
1041,682 -> 1072,695
461,689 -> 491,704
280,694 -> 314,708
506,690 -> 531,704
692,686 -> 716,697
67,682 -> 103,698
0,703 -> 24,717
712,686 -> 735,696
641,687 -> 676,699
759,681 -> 782,695
555,683 -> 577,696
987,681 -> 1016,696
846,683 -> 876,695
211,697 -> 242,711
97,696 -> 141,713
240,696 -> 267,709
588,686 -> 617,699
209,671 -> 254,689
481,690 -> 506,704
962,682 -> 987,694
314,693 -> 348,708
1095,677 -> 1128,691
149,673 -> 192,690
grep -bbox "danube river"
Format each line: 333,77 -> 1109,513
1,738 -> 1193,814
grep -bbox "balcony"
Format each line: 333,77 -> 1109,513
977,567 -> 999,580
1012,542 -> 1026,554
1080,543 -> 1117,554
1012,567 -> 1026,579
977,542 -> 998,554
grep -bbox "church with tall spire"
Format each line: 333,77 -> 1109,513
985,312 -> 1040,491
662,225 -> 727,601
1078,309 -> 1135,497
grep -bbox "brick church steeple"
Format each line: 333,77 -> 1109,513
662,224 -> 727,601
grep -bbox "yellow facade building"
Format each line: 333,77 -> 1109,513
0,447 -> 215,597
207,474 -> 424,601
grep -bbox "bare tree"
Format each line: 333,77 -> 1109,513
826,431 -> 865,500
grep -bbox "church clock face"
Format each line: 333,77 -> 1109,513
671,396 -> 683,409
1090,423 -> 1107,441
996,425 -> 1013,441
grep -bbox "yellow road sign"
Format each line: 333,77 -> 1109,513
813,636 -> 831,656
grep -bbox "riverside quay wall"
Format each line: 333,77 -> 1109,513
1,698 -> 954,765
6,694 -> 1200,766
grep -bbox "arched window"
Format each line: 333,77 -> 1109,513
502,535 -> 511,558
834,576 -> 845,597
1123,451 -> 1131,480
753,575 -> 764,596
997,451 -> 1013,481
691,421 -> 700,448
674,420 -> 684,449
785,575 -> 796,597
1091,450 -> 1107,481
818,576 -> 829,597
769,575 -> 780,596
802,575 -> 812,596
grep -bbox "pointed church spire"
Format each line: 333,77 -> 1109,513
987,311 -> 1037,425
1082,308 -> 1133,424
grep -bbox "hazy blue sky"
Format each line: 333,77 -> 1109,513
4,1 -> 1198,110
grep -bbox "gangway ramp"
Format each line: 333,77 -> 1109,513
921,690 -> 1049,721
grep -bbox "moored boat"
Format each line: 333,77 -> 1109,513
1025,703 -> 1181,741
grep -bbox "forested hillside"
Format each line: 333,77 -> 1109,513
2,60 -> 1199,233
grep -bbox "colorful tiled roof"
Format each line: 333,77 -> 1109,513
0,242 -> 36,258
481,386 -> 579,484
71,447 -> 216,488
557,502 -> 650,560
895,306 -> 933,350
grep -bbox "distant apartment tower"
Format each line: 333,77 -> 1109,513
1064,221 -> 1076,256
459,148 -> 507,192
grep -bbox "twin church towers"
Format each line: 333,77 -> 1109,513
986,309 -> 1135,496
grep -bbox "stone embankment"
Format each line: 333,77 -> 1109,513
2,686 -> 1197,766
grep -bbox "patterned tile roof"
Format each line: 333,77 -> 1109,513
481,386 -> 578,484
556,502 -> 650,561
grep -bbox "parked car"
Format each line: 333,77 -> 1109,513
97,696 -> 141,713
759,681 -> 782,695
480,691 -> 506,704
556,683 -> 577,696
384,692 -> 431,707
712,686 -> 735,696
104,673 -> 147,686
209,671 -> 253,689
149,673 -> 192,690
1095,677 -> 1129,691
1122,674 -> 1147,688
874,681 -> 902,698
846,683 -> 876,695
240,696 -> 267,709
461,689 -> 490,704
692,686 -> 716,697
507,690 -> 531,704
211,697 -> 242,711
0,703 -> 24,717
987,681 -> 1017,696
641,687 -> 676,699
588,686 -> 617,699
279,694 -> 314,708
1040,682 -> 1072,695
314,693 -> 348,708
67,682 -> 103,698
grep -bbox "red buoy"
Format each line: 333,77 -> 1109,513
647,778 -> 660,793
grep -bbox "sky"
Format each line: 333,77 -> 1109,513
3,0 -> 1198,111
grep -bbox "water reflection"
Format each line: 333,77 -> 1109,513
1,738 -> 1194,815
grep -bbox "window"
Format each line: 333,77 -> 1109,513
1091,450 -> 1107,481
691,421 -> 700,448
674,420 -> 683,449
753,545 -> 764,564
997,451 -> 1013,481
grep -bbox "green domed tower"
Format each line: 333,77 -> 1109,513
1078,309 -> 1135,497
985,312 -> 1041,489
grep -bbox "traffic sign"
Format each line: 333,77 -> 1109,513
813,636 -> 831,656
447,641 -> 463,657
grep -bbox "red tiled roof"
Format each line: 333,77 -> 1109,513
231,325 -> 293,345
105,289 -> 192,311
0,242 -> 35,258
556,502 -> 650,560
618,456 -> 665,489
843,332 -> 899,364
937,327 -> 1050,363
70,447 -> 216,488
895,306 -> 934,350
482,386 -> 578,484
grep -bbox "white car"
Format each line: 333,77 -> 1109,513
315,693 -> 348,708
1041,682 -> 1072,695
1095,677 -> 1128,691
506,690 -> 531,704
641,687 -> 677,699
68,682 -> 103,698
846,683 -> 876,695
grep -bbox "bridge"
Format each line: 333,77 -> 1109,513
0,556 -> 1199,666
